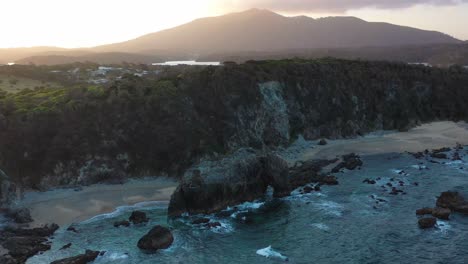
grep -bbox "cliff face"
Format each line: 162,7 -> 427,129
0,59 -> 468,190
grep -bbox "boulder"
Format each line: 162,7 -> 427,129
431,153 -> 447,159
416,208 -> 433,216
320,175 -> 339,185
318,139 -> 328,146
436,191 -> 467,211
137,226 -> 174,251
129,211 -> 148,224
331,153 -> 363,172
168,149 -> 292,217
432,207 -> 451,220
418,217 -> 437,229
206,222 -> 222,228
51,250 -> 101,264
289,159 -> 337,189
60,243 -> 72,250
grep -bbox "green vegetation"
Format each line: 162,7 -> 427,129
0,58 -> 467,188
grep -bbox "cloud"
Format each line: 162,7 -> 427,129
214,0 -> 468,13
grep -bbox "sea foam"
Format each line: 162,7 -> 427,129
256,246 -> 288,261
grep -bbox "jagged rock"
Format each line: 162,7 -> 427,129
113,220 -> 130,228
410,152 -> 425,159
331,153 -> 363,172
51,250 -> 101,264
303,186 -> 314,193
432,207 -> 451,220
363,179 -> 376,184
289,159 -> 337,189
452,152 -> 462,161
5,208 -> 33,224
0,169 -> 16,207
436,191 -> 467,211
206,222 -> 222,228
418,217 -> 437,229
318,139 -> 328,146
0,254 -> 17,264
432,147 -> 451,154
320,175 -> 339,185
2,236 -> 51,261
137,226 -> 174,251
66,226 -> 78,233
431,153 -> 447,159
60,243 -> 72,250
191,218 -> 210,225
168,149 -> 292,217
416,208 -> 433,215
129,211 -> 148,224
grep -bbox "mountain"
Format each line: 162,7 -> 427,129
2,9 -> 463,65
94,9 -> 461,54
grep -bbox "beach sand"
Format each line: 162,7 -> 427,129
13,121 -> 468,228
301,121 -> 468,160
16,177 -> 177,227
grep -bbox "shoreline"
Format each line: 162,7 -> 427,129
299,121 -> 468,161
9,121 -> 468,228
14,177 -> 177,227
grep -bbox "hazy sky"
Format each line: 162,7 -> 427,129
1,0 -> 467,48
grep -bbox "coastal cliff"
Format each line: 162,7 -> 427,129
0,59 -> 468,191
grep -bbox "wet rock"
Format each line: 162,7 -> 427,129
2,236 -> 51,262
432,147 -> 451,154
191,218 -> 210,225
418,217 -> 437,229
113,220 -> 130,228
389,187 -> 403,195
67,226 -> 78,233
206,222 -> 222,228
129,211 -> 149,224
431,153 -> 447,159
289,159 -> 337,189
137,226 -> 174,251
452,152 -> 462,161
410,152 -> 425,159
5,208 -> 33,224
416,208 -> 433,215
51,250 -> 101,264
432,207 -> 451,220
168,149 -> 293,217
318,139 -> 328,146
331,153 -> 363,173
320,175 -> 339,185
436,191 -> 467,211
60,243 -> 72,250
303,186 -> 314,193
363,179 -> 376,184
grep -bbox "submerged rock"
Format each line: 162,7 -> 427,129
416,208 -> 433,216
137,226 -> 174,251
168,149 -> 291,217
129,211 -> 149,224
320,175 -> 339,185
418,217 -> 437,229
51,250 -> 101,264
191,218 -> 210,225
113,220 -> 130,228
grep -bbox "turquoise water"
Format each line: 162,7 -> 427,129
28,150 -> 468,264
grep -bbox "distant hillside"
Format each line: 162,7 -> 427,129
1,9 -> 463,65
94,9 -> 460,54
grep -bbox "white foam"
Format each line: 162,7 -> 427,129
81,201 -> 166,224
410,165 -> 427,170
436,220 -> 452,234
229,201 -> 265,218
311,223 -> 330,231
314,201 -> 343,217
256,246 -> 288,261
95,252 -> 129,263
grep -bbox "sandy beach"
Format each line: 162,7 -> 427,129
16,177 -> 177,227
12,121 -> 468,228
300,121 -> 468,160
